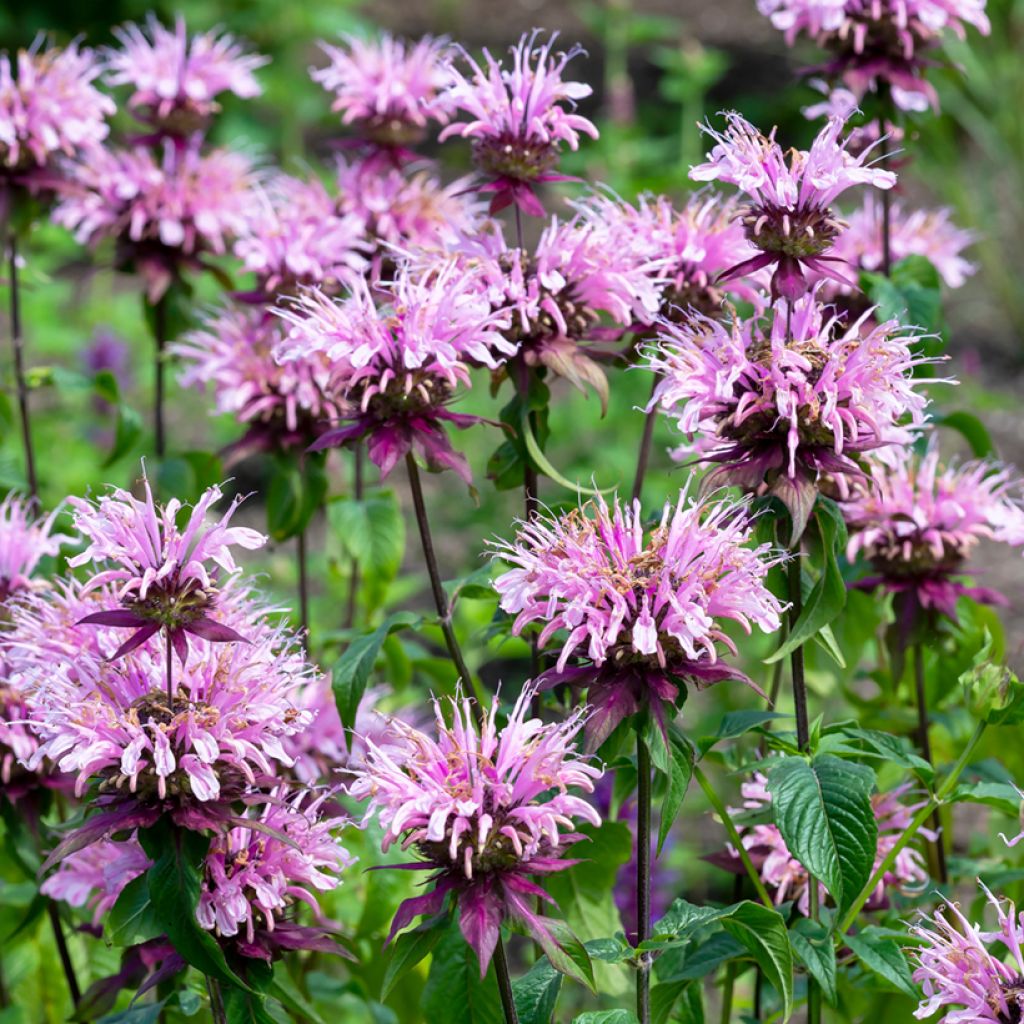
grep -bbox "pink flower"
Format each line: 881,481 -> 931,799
174,305 -> 342,452
312,33 -> 452,153
827,195 -> 977,290
348,686 -> 602,974
0,495 -> 72,601
106,15 -> 266,134
275,263 -> 513,482
910,884 -> 1024,1023
68,465 -> 265,660
53,140 -> 255,300
690,111 -> 895,300
234,173 -> 368,297
644,290 -> 936,540
438,31 -> 598,215
491,484 -> 785,749
758,0 -> 990,111
40,837 -> 151,925
842,440 -> 1024,618
0,37 -> 114,190
729,773 -> 931,915
197,789 -> 354,959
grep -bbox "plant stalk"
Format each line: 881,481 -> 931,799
6,233 -> 38,501
47,902 -> 82,1012
297,526 -> 310,644
152,294 -> 168,458
913,643 -> 948,884
343,444 -> 364,630
206,976 -> 226,1024
493,936 -> 520,1024
164,626 -> 173,703
631,375 -> 659,505
636,732 -> 652,1024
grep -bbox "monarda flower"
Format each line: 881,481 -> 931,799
348,687 -> 602,975
275,263 -> 513,483
68,468 -> 265,660
690,112 -> 895,301
910,884 -> 1024,1023
174,305 -> 342,455
53,140 -> 255,301
312,33 -> 452,156
0,37 -> 114,198
106,15 -> 267,137
644,291 -> 934,540
438,30 -> 598,215
490,486 -> 785,750
757,0 -> 990,111
842,441 -> 1024,621
0,495 -> 71,603
197,790 -> 354,960
725,773 -> 931,915
234,173 -> 368,298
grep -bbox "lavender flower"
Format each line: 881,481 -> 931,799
68,467 -> 265,660
0,37 -> 114,195
690,111 -> 895,301
312,33 -> 452,155
0,495 -> 71,602
439,31 -> 598,215
910,884 -> 1024,1023
644,291 -> 934,539
106,16 -> 267,136
491,485 -> 785,749
348,686 -> 602,974
275,263 -> 513,482
842,441 -> 1024,618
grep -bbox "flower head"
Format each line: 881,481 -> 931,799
68,466 -> 265,660
728,773 -> 931,915
439,31 -> 598,215
0,37 -> 114,190
645,291 -> 935,540
691,112 -> 895,300
0,495 -> 71,602
234,173 -> 368,298
349,686 -> 602,974
910,884 -> 1024,1023
275,263 -> 512,482
842,441 -> 1024,618
106,16 -> 266,135
53,141 -> 255,301
312,33 -> 451,154
491,484 -> 785,749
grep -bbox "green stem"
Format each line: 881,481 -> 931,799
636,733 -> 652,1024
838,719 -> 988,933
694,762 -> 774,908
913,643 -> 948,885
492,938 -> 520,1024
297,526 -> 310,644
152,293 -> 167,459
720,961 -> 736,1024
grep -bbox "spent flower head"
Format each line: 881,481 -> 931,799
690,111 -> 895,301
349,685 -> 602,974
438,30 -> 598,215
491,483 -> 785,749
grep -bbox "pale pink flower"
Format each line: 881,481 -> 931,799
348,686 -> 602,974
0,495 -> 72,601
491,484 -> 785,749
106,15 -> 266,133
438,31 -> 598,215
690,111 -> 895,300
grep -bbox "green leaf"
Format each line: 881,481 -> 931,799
572,1013 -> 640,1024
765,505 -> 846,665
106,874 -> 163,947
537,919 -> 596,990
329,490 -> 405,581
765,754 -> 877,917
332,611 -> 422,732
265,976 -> 328,1024
950,780 -> 1022,816
142,825 -> 247,990
844,927 -> 918,999
698,711 -> 791,754
266,456 -> 328,542
102,404 -> 143,469
382,916 -> 448,1000
512,958 -> 561,1024
718,902 -> 794,1021
789,918 -> 837,1006
940,411 -> 996,458
96,1006 -> 166,1024
220,982 -> 277,1024
421,920 -> 503,1024
651,900 -> 722,942
658,734 -> 693,854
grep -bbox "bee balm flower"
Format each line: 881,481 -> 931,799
491,484 -> 785,750
349,686 -> 602,975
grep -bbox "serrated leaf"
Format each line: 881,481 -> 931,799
718,902 -> 794,1021
950,780 -> 1022,816
572,1013 -> 639,1024
329,490 -> 405,580
512,958 -> 561,1024
789,918 -> 837,1006
106,874 -> 162,947
765,755 -> 877,918
421,920 -> 503,1024
699,711 -> 791,754
844,927 -> 917,999
658,735 -> 693,854
220,982 -> 277,1024
381,916 -> 447,1000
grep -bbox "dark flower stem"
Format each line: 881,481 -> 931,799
404,454 -> 486,719
913,642 -> 949,885
152,294 -> 168,459
636,732 -> 652,1024
343,444 -> 364,630
297,526 -> 310,644
164,626 -> 173,703
631,375 -> 660,505
493,936 -> 520,1024
206,977 -> 226,1024
878,91 -> 895,277
47,902 -> 82,1012
7,233 -> 39,501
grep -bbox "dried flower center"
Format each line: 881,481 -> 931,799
742,204 -> 844,260
352,371 -> 455,421
472,134 -> 560,183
